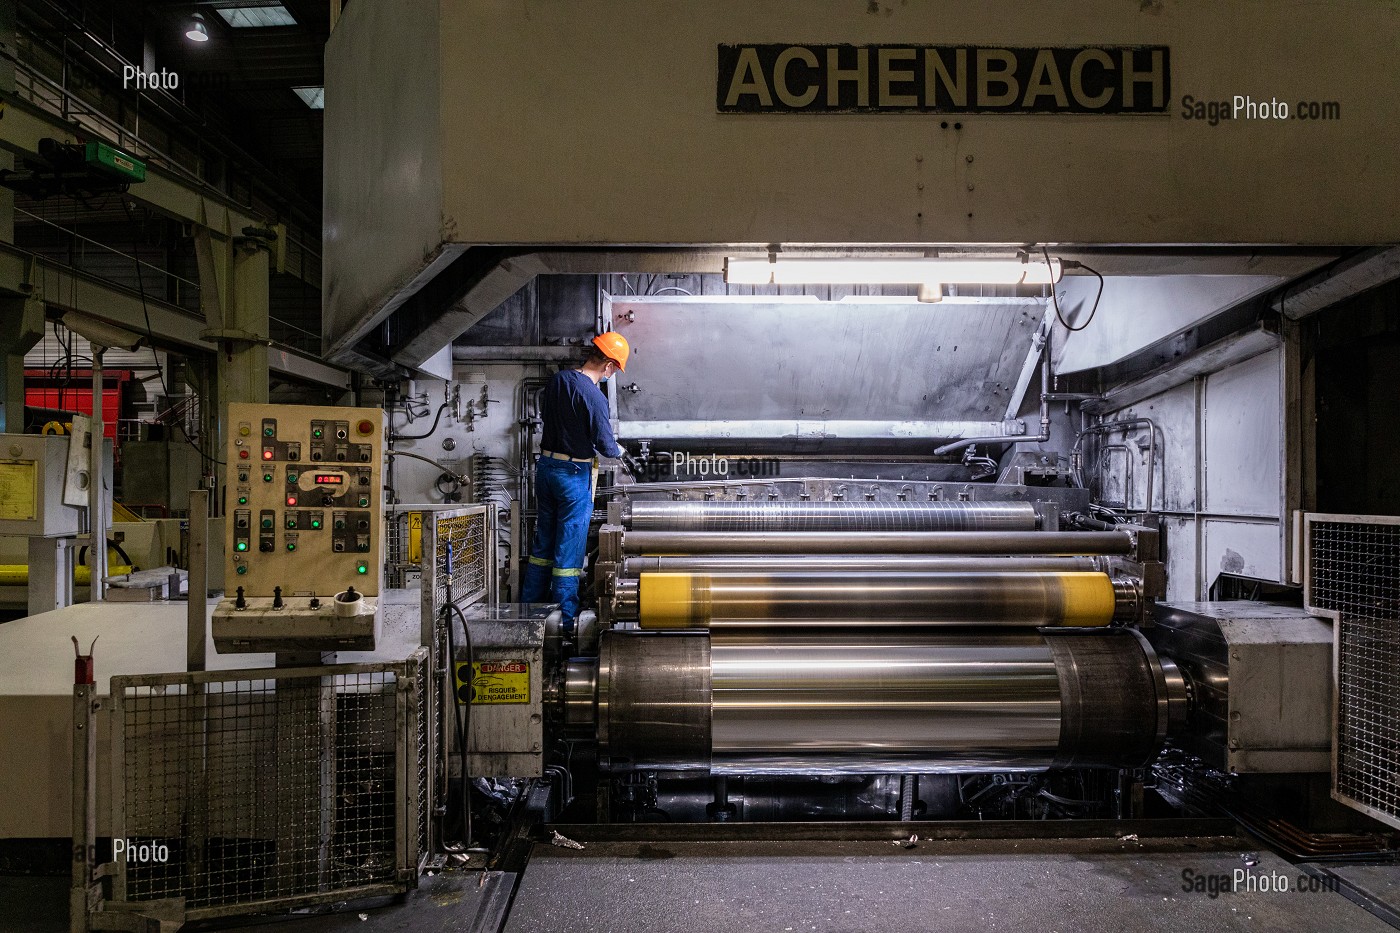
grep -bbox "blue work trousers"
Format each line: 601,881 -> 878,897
521,456 -> 594,625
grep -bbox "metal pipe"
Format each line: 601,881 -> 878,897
620,555 -> 1102,576
630,570 -> 1125,629
452,345 -> 581,362
935,361 -> 1053,456
1003,305 -> 1051,421
88,346 -> 106,601
586,629 -> 1175,775
1073,418 -> 1158,514
622,530 -> 1135,556
625,500 -> 1039,533
187,488 -> 208,672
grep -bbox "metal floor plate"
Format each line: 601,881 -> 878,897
506,839 -> 1400,933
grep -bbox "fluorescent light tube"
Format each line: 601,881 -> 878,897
725,257 -> 1062,286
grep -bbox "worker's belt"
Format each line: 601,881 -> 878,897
540,450 -> 592,463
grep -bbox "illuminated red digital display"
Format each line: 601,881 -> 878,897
314,474 -> 344,486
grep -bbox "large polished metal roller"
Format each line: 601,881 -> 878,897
624,499 -> 1039,533
625,570 -> 1126,628
621,530 -> 1135,556
709,631 -> 1061,774
580,629 -> 1185,775
621,555 -> 1102,576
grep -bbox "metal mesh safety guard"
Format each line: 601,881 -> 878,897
107,651 -> 427,918
1304,514 -> 1400,831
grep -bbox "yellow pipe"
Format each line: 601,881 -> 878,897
0,564 -> 135,586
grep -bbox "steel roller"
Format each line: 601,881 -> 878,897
621,570 -> 1129,628
624,499 -> 1040,533
579,629 -> 1184,775
620,555 -> 1103,576
619,530 -> 1135,556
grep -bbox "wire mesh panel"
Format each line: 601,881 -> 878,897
385,510 -> 416,589
1304,513 -> 1400,830
108,653 -> 425,919
416,507 -> 492,860
414,654 -> 432,869
423,507 -> 492,618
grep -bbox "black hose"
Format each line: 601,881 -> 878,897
390,402 -> 450,441
78,538 -> 134,568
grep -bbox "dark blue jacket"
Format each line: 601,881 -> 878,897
539,369 -> 622,460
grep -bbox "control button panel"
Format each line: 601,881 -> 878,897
224,403 -> 385,598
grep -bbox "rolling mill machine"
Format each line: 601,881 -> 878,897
465,494 -> 1196,824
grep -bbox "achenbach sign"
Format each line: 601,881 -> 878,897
717,45 -> 1170,114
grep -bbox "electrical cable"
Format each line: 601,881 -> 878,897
1044,246 -> 1105,332
121,199 -> 170,398
387,448 -> 463,478
119,200 -> 223,467
390,402 -> 449,440
78,538 -> 134,568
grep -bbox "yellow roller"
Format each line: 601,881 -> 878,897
1056,571 -> 1118,626
638,572 -> 708,628
0,564 -> 135,586
634,570 -> 1120,629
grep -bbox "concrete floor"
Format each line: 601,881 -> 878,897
506,838 -> 1400,933
7,837 -> 1399,933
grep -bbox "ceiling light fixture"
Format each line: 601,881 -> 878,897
62,312 -> 145,352
724,256 -> 1063,287
292,86 -> 325,109
185,13 -> 210,42
216,4 -> 297,28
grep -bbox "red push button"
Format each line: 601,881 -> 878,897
238,449 -> 250,460
356,419 -> 374,436
286,495 -> 298,507
262,449 -> 274,460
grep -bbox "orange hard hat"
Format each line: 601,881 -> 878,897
592,332 -> 630,371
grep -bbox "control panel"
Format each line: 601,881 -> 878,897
214,403 -> 385,653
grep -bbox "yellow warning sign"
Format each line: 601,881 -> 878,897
455,660 -> 530,704
0,461 -> 37,521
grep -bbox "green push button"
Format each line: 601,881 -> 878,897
357,496 -> 369,507
286,542 -> 296,552
261,518 -> 273,529
264,426 -> 274,437
286,519 -> 298,529
310,519 -> 321,529
263,473 -> 273,483
356,563 -> 368,574
235,564 -> 247,575
287,472 -> 298,483
313,428 -> 323,438
237,496 -> 248,505
236,541 -> 248,552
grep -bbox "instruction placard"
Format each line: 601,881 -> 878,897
0,461 -> 37,521
455,660 -> 530,704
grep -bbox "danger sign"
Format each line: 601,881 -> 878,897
455,660 -> 530,704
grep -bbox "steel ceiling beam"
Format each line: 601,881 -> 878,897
0,241 -> 348,389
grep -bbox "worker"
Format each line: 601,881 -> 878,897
521,332 -> 630,627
